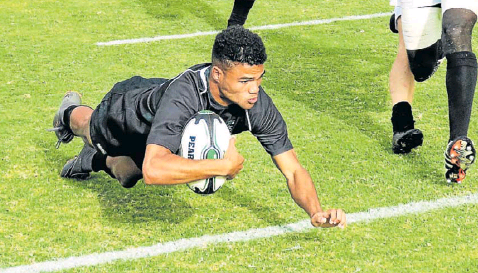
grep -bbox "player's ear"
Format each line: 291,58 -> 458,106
211,65 -> 223,83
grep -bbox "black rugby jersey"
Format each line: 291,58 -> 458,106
131,63 -> 293,156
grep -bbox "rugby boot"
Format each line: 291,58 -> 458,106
445,136 -> 476,184
49,91 -> 81,148
392,128 -> 424,154
61,144 -> 96,180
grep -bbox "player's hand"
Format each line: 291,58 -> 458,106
223,137 -> 244,180
310,209 -> 346,228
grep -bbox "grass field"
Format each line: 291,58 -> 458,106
1,0 -> 478,272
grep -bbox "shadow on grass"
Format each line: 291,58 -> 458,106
40,140 -> 194,225
218,185 -> 286,226
137,0 -> 226,30
39,136 -> 288,228
74,176 -> 193,225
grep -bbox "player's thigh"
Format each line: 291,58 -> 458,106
401,5 -> 442,51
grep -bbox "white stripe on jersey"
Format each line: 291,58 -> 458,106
199,66 -> 209,96
245,110 -> 252,131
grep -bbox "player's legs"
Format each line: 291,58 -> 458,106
61,145 -> 142,188
389,12 -> 424,154
227,0 -> 255,27
50,92 -> 103,178
441,6 -> 477,183
53,77 -> 167,186
441,8 -> 477,140
390,5 -> 445,154
68,109 -> 143,188
52,92 -> 143,187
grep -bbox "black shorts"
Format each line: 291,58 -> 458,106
90,76 -> 168,168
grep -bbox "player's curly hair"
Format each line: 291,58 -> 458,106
212,26 -> 267,69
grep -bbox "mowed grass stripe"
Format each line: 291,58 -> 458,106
2,193 -> 477,273
96,12 -> 391,46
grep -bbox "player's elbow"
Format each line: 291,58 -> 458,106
142,165 -> 156,185
284,165 -> 303,180
285,166 -> 307,186
283,170 -> 296,185
142,164 -> 169,185
143,171 -> 155,185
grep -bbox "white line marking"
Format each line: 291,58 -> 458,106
2,192 -> 478,273
96,12 -> 391,46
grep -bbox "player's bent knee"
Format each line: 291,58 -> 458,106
117,173 -> 141,188
442,9 -> 477,35
407,42 -> 443,82
442,9 -> 477,54
106,156 -> 142,188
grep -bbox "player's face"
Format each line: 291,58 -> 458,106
217,63 -> 265,110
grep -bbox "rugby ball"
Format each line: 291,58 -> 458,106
179,110 -> 230,195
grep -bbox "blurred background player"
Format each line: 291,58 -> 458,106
388,0 -> 478,183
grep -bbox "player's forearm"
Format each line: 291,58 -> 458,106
143,154 -> 229,185
287,167 -> 323,217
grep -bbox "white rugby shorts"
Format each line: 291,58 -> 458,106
391,0 -> 478,50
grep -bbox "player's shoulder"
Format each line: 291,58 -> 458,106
110,75 -> 166,93
165,63 -> 210,91
175,63 -> 210,81
187,63 -> 211,72
157,64 -> 211,110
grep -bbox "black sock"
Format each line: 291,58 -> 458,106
391,101 -> 415,133
91,152 -> 115,178
446,51 -> 477,140
227,0 -> 255,27
63,105 -> 79,128
92,152 -> 107,172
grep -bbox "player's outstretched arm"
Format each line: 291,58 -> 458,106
272,149 -> 346,228
143,138 -> 244,185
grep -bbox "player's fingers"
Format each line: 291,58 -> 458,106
319,211 -> 330,225
227,172 -> 238,180
235,163 -> 243,174
328,209 -> 338,225
333,209 -> 345,227
334,209 -> 345,225
338,209 -> 347,228
227,162 -> 243,180
310,213 -> 323,227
